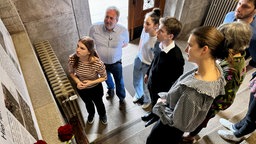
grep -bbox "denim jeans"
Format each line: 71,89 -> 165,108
234,93 -> 256,137
133,56 -> 151,103
105,61 -> 126,101
246,39 -> 256,67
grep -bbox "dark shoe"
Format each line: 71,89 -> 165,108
100,115 -> 108,125
133,95 -> 144,105
145,116 -> 159,127
106,89 -> 114,99
141,112 -> 153,121
119,99 -> 126,110
87,116 -> 94,124
182,135 -> 196,143
137,96 -> 144,105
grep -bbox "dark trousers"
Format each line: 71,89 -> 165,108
146,120 -> 184,144
77,83 -> 106,118
234,93 -> 256,137
147,85 -> 161,118
147,85 -> 160,109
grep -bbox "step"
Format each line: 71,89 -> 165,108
196,109 -> 256,144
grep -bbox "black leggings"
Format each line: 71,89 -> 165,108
77,83 -> 106,118
146,120 -> 184,144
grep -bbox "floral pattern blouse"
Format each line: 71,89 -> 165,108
209,53 -> 246,117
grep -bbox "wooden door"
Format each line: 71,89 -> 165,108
128,0 -> 165,41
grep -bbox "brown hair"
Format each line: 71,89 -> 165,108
191,26 -> 229,60
145,8 -> 161,25
249,0 -> 256,8
159,17 -> 182,40
73,36 -> 98,68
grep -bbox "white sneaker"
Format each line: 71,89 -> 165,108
218,130 -> 243,142
133,96 -> 139,103
219,118 -> 237,132
142,103 -> 151,109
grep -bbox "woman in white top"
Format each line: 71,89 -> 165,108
132,8 -> 161,109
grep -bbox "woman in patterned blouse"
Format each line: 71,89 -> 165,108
183,22 -> 253,143
146,26 -> 229,144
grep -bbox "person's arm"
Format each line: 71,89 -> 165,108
68,55 -> 86,89
69,73 -> 86,90
82,76 -> 107,87
250,75 -> 256,98
82,59 -> 107,87
89,25 -> 95,38
122,28 -> 129,48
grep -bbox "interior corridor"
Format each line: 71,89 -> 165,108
81,2 -> 256,143
81,38 -> 256,144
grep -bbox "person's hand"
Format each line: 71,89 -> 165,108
82,80 -> 93,88
144,74 -> 148,83
157,98 -> 166,104
250,77 -> 256,97
122,43 -> 128,48
77,81 -> 86,90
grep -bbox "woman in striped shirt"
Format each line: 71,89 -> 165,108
68,36 -> 108,125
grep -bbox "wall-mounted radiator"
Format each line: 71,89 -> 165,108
203,0 -> 238,27
34,40 -> 89,144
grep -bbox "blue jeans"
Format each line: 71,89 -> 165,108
133,56 -> 151,103
105,61 -> 126,101
234,93 -> 256,137
246,39 -> 256,67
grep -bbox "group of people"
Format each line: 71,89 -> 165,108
68,0 -> 256,143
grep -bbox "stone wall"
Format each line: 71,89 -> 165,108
1,0 -> 214,71
1,0 -> 92,74
164,0 -> 213,40
0,0 -> 65,143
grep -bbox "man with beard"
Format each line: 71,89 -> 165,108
89,6 -> 129,110
224,0 -> 256,71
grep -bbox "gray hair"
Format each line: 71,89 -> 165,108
106,6 -> 120,21
218,21 -> 252,53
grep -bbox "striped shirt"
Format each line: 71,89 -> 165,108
68,55 -> 107,88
